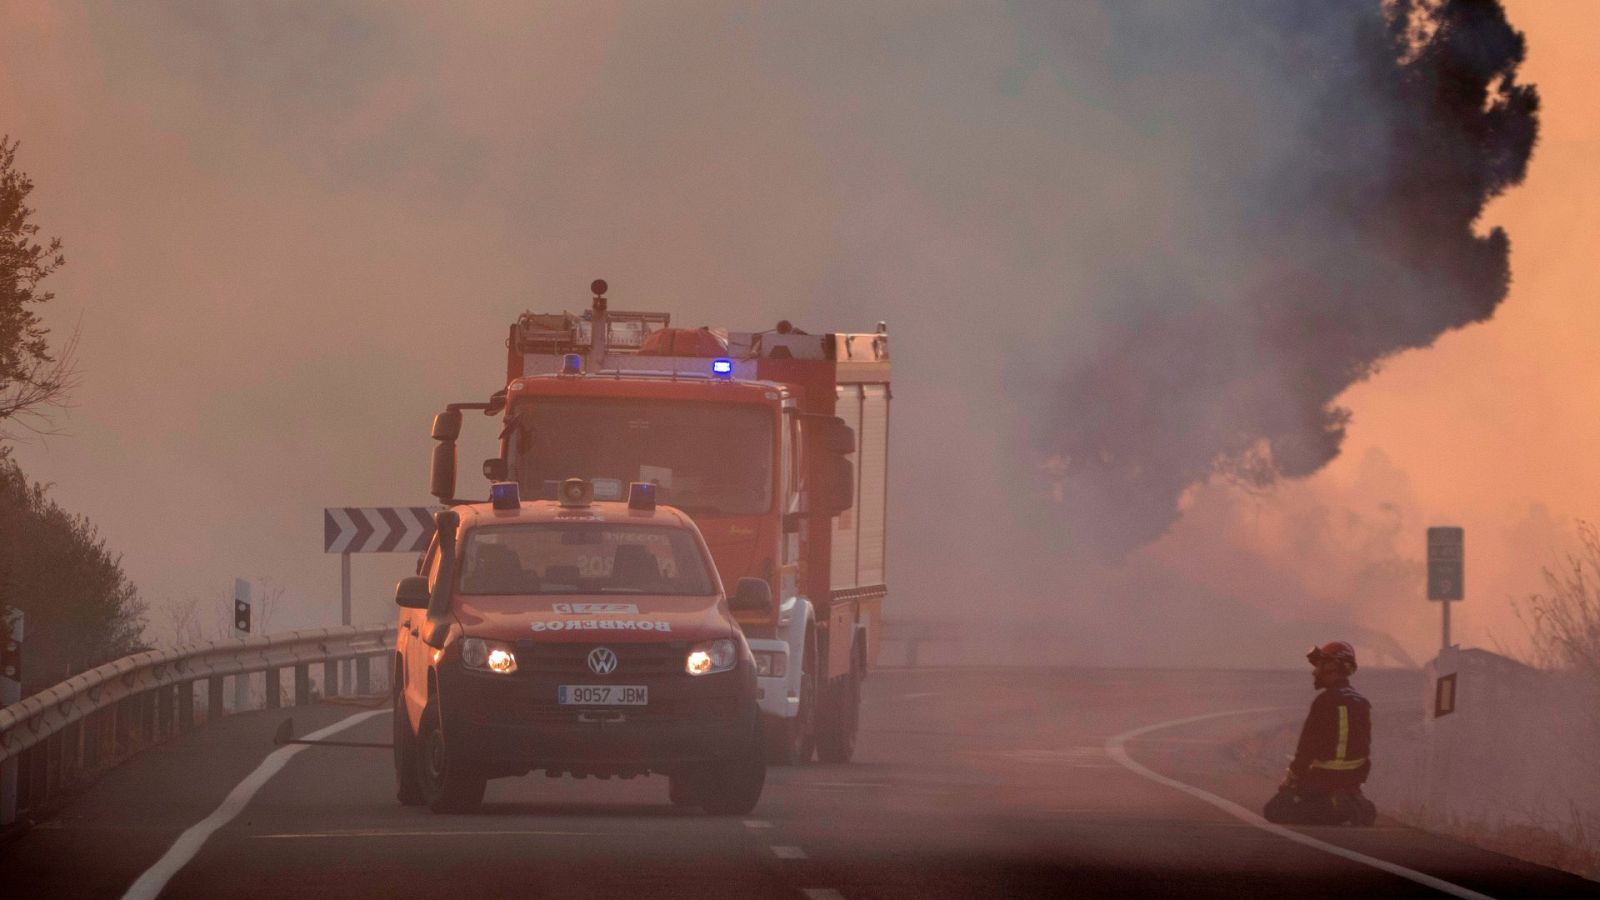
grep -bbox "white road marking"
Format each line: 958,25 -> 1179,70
900,692 -> 940,700
253,830 -> 606,839
804,781 -> 889,789
742,819 -> 773,829
1105,708 -> 1497,900
802,890 -> 846,900
771,844 -> 809,859
121,710 -> 386,900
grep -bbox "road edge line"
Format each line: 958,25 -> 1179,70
1104,707 -> 1497,900
121,709 -> 387,900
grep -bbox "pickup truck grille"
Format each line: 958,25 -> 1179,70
512,640 -> 689,677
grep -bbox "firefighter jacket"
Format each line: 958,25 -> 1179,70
1289,680 -> 1371,783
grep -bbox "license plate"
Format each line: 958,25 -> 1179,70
558,685 -> 648,706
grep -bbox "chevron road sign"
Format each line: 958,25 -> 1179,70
323,507 -> 439,554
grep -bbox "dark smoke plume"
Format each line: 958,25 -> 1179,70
1037,0 -> 1539,556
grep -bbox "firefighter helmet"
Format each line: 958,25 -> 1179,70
1307,641 -> 1357,673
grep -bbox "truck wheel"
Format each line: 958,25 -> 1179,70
667,773 -> 700,808
393,679 -> 424,806
415,699 -> 486,813
815,664 -> 860,764
696,724 -> 766,815
764,636 -> 817,765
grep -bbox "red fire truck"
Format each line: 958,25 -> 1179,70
426,280 -> 890,764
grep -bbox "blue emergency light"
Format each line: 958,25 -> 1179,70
628,481 -> 658,511
561,353 -> 584,375
711,358 -> 734,377
490,481 -> 521,510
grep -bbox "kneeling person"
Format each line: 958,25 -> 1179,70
1264,641 -> 1377,827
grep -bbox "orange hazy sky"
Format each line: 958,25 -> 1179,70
1286,0 -> 1600,651
1,1 -> 1594,665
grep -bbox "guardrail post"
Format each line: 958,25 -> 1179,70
157,684 -> 174,737
208,676 -> 224,721
141,690 -> 157,742
356,656 -> 371,695
74,719 -> 86,774
265,668 -> 281,709
324,660 -> 340,698
1,608 -> 22,826
295,664 -> 310,706
47,732 -> 63,801
180,681 -> 196,732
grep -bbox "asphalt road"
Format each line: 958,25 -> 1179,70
2,667 -> 1595,899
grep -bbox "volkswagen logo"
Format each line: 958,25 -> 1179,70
586,646 -> 618,675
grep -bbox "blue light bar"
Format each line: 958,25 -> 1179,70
628,481 -> 658,511
561,353 -> 583,375
490,481 -> 521,510
711,358 -> 734,377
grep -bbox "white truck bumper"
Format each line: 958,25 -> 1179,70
747,597 -> 810,721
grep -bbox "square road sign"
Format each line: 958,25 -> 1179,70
1427,526 -> 1464,601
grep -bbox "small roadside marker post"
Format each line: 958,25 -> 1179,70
1427,526 -> 1464,651
1,609 -> 23,826
233,579 -> 252,711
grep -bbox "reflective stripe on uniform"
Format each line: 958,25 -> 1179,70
1309,757 -> 1368,770
1308,704 -> 1366,771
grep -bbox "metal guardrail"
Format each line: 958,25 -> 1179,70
0,625 -> 394,828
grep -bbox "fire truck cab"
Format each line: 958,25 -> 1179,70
426,280 -> 890,766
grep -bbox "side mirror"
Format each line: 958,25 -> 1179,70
431,408 -> 463,441
482,458 -> 507,481
830,457 -> 855,516
730,577 -> 772,614
827,417 -> 856,455
394,576 -> 430,609
430,442 -> 457,503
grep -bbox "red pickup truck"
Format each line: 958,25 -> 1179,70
392,478 -> 768,814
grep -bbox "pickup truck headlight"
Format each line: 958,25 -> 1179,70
686,638 -> 737,676
460,637 -> 518,675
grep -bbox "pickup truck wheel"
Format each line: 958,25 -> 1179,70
393,680 -> 424,806
416,699 -> 486,813
667,773 -> 700,808
696,727 -> 766,815
764,637 -> 817,765
815,664 -> 860,764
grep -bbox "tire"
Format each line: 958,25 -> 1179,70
815,662 -> 860,764
415,698 -> 486,813
393,677 -> 424,806
696,729 -> 766,816
764,635 -> 817,766
667,773 -> 700,808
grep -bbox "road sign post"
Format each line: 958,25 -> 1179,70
324,507 -> 438,695
1427,527 -> 1464,651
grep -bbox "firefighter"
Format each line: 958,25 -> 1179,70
1263,641 -> 1378,827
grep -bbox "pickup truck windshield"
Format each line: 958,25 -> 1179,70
459,523 -> 715,596
513,399 -> 774,515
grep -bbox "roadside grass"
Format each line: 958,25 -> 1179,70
1229,717 -> 1600,883
1393,803 -> 1600,883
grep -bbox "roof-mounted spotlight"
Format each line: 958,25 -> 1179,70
559,477 -> 594,508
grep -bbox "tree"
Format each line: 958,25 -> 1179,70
0,136 -> 77,435
1516,521 -> 1600,679
0,447 -> 147,693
